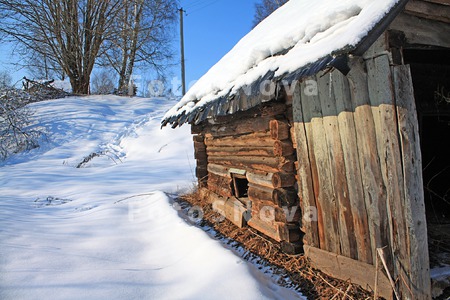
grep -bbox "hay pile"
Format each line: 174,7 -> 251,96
177,190 -> 378,300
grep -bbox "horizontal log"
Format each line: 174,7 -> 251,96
212,195 -> 250,228
247,172 -> 274,188
208,172 -> 232,186
260,102 -> 287,117
248,184 -> 298,208
270,119 -> 290,140
248,184 -> 275,203
204,132 -> 273,147
423,0 -> 450,5
273,188 -> 298,207
405,0 -> 450,23
207,179 -> 233,197
273,140 -> 295,156
389,13 -> 450,48
211,102 -> 287,124
252,201 -> 301,223
272,172 -> 296,188
207,146 -> 275,157
207,163 -> 231,178
208,155 -> 295,173
248,216 -> 283,242
205,116 -> 271,137
248,217 -> 299,243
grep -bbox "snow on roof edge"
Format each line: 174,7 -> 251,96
162,0 -> 405,128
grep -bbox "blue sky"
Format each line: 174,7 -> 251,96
0,0 -> 258,92
178,0 -> 257,87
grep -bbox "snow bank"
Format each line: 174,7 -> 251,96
164,0 -> 400,121
0,96 -> 303,299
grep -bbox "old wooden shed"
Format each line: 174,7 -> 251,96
162,0 -> 450,298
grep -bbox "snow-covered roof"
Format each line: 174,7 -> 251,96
162,0 -> 407,128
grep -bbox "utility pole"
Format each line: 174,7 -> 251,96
179,8 -> 186,96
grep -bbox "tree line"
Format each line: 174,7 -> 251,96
0,0 -> 178,94
0,0 -> 286,95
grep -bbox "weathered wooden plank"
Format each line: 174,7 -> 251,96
367,52 -> 409,289
389,13 -> 450,48
333,70 -> 373,264
304,246 -> 393,300
292,80 -> 320,248
394,65 -> 431,299
347,57 -> 386,264
300,75 -> 340,255
317,72 -> 357,260
405,0 -> 450,23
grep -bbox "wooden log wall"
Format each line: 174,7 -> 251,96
199,102 -> 302,253
292,33 -> 430,299
192,134 -> 208,187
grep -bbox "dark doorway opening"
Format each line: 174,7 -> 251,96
232,174 -> 249,199
405,48 -> 450,270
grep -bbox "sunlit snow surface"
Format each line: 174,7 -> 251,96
0,96 -> 304,299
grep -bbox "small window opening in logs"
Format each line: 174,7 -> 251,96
232,173 -> 249,199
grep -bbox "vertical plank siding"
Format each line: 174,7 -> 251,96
292,84 -> 320,248
332,71 -> 373,264
293,37 -> 430,298
193,35 -> 430,299
394,65 -> 431,299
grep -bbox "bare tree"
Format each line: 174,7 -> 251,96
253,0 -> 289,27
0,0 -> 122,94
91,69 -> 116,95
100,0 -> 178,94
25,49 -> 66,81
0,70 -> 12,89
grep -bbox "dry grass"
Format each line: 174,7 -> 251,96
177,189 -> 378,300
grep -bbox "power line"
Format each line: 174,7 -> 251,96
183,0 -> 222,15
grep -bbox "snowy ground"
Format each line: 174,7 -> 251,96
0,96 -> 304,299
